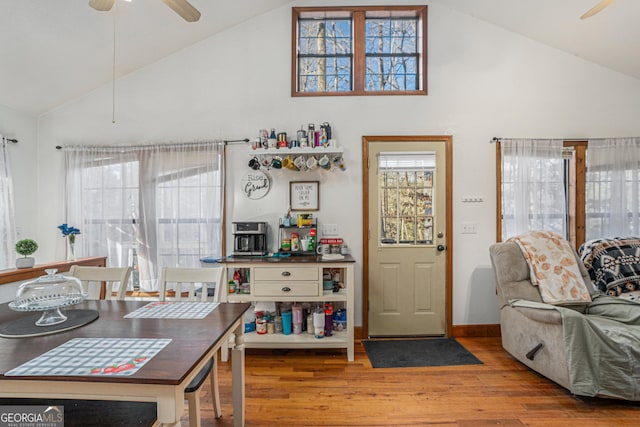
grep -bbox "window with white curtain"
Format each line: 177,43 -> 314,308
586,138 -> 640,239
63,141 -> 224,291
0,139 -> 17,269
500,139 -> 567,240
498,137 -> 640,248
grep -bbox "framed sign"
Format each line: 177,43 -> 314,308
290,181 -> 319,211
240,170 -> 271,200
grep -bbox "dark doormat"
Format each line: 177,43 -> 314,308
362,338 -> 483,368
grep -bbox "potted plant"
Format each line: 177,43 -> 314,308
15,238 -> 38,269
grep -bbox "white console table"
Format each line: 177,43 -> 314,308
214,255 -> 355,361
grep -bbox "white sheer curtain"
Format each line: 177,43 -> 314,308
501,139 -> 566,240
0,138 -> 17,269
64,141 -> 225,291
586,138 -> 640,239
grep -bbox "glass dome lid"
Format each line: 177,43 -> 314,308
9,269 -> 86,326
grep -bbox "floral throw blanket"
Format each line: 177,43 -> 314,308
579,237 -> 640,297
509,231 -> 592,305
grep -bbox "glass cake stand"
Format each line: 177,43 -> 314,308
9,269 -> 86,326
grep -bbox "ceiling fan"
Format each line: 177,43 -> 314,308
580,0 -> 615,19
89,0 -> 201,22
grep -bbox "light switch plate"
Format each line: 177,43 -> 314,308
322,224 -> 339,236
461,222 -> 478,234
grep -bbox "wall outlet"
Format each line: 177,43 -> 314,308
322,223 -> 339,236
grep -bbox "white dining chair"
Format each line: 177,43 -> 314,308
68,265 -> 132,301
158,266 -> 224,426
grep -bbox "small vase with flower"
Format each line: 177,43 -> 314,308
58,224 -> 81,261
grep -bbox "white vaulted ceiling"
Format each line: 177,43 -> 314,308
1,0 -> 639,116
0,0 -> 292,116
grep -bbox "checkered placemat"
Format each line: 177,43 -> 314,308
124,301 -> 219,319
5,338 -> 171,377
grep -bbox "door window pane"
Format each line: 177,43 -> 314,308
379,152 -> 434,245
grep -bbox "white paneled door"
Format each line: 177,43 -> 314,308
366,137 -> 450,337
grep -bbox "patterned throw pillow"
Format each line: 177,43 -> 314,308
579,237 -> 640,296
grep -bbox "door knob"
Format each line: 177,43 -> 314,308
436,244 -> 446,252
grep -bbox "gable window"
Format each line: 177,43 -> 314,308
292,6 -> 427,96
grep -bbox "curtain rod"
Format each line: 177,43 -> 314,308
2,137 -> 18,144
55,139 -> 249,150
491,137 -> 567,143
492,136 -> 640,143
55,138 -> 249,150
223,139 -> 250,145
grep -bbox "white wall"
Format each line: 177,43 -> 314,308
33,1 -> 640,327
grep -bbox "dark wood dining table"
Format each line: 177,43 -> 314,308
0,300 -> 250,427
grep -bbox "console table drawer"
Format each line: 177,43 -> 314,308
253,282 -> 320,297
254,267 -> 318,282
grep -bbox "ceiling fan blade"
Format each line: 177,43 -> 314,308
580,0 -> 615,19
89,0 -> 116,12
162,0 -> 201,22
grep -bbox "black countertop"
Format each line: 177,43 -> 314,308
205,254 -> 355,264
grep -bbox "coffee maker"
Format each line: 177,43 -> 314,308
233,222 -> 268,256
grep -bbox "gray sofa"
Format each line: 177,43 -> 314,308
489,240 -> 640,400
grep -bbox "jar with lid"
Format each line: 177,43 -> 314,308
291,232 -> 300,252
255,311 -> 267,335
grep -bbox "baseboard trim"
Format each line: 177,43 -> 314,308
355,324 -> 501,339
452,324 -> 501,337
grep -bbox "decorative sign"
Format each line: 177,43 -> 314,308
290,181 -> 319,211
240,170 -> 271,199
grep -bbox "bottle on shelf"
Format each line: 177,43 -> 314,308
308,228 -> 316,252
292,303 -> 303,334
291,232 -> 300,252
324,303 -> 333,337
307,123 -> 315,148
313,305 -> 325,339
282,311 -> 292,335
307,312 -> 314,335
268,128 -> 277,148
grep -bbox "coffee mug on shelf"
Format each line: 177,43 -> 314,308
316,244 -> 329,255
306,156 -> 318,170
272,156 -> 283,169
332,155 -> 346,171
318,154 -> 331,171
293,155 -> 307,170
282,155 -> 298,171
248,156 -> 260,170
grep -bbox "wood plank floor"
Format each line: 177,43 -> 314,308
182,337 -> 640,426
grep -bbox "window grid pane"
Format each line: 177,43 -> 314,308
365,17 -> 420,91
297,17 -> 353,93
379,162 -> 434,246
